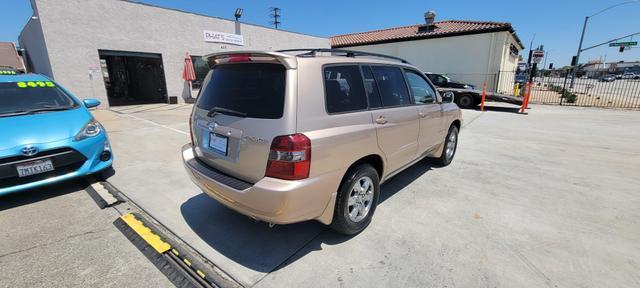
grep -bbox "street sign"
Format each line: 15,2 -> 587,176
609,41 -> 637,47
532,50 -> 544,63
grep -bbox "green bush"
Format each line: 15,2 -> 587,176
547,84 -> 577,103
549,84 -> 563,92
561,90 -> 577,103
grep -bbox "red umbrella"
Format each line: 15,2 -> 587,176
182,52 -> 196,82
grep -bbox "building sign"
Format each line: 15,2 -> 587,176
203,30 -> 244,46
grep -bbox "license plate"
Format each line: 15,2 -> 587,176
16,159 -> 55,177
209,133 -> 229,156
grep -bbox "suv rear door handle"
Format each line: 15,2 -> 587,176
375,116 -> 387,125
419,112 -> 427,118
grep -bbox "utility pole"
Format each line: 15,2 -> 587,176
526,33 -> 536,82
270,7 -> 281,29
542,50 -> 550,77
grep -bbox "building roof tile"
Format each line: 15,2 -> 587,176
330,20 -> 522,48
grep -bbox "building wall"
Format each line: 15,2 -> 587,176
0,42 -> 26,71
496,32 -> 520,94
22,0 -> 329,107
498,32 -> 520,73
17,1 -> 53,76
337,31 -> 520,92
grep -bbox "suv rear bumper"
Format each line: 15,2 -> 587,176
182,144 -> 341,225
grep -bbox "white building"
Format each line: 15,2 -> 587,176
19,0 -> 329,107
0,42 -> 26,72
330,13 -> 524,92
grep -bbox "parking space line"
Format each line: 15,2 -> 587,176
462,112 -> 485,128
111,110 -> 189,136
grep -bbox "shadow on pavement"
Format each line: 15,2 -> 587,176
96,167 -> 116,181
180,160 -> 433,273
0,180 -> 88,212
474,105 -> 522,114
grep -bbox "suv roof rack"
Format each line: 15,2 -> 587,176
277,48 -> 412,64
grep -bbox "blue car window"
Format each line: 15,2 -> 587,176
0,82 -> 78,116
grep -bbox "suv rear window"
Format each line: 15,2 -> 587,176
197,63 -> 286,119
324,65 -> 367,113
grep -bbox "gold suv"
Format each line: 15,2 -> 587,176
182,49 -> 462,234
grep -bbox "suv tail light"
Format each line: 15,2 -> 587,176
265,134 -> 311,180
227,54 -> 251,63
210,54 -> 279,65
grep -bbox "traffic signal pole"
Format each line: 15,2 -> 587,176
570,16 -> 589,89
570,1 -> 640,88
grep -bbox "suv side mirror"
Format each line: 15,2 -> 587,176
83,99 -> 101,108
441,91 -> 455,103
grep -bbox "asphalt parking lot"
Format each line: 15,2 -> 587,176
2,102 -> 639,287
0,181 -> 173,288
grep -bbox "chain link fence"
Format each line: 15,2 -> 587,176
443,70 -> 640,109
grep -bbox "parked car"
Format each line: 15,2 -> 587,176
425,72 -> 476,90
600,74 -> 616,82
182,50 -> 462,234
620,72 -> 639,79
0,73 -> 113,196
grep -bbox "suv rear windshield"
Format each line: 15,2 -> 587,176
0,82 -> 78,116
197,63 -> 286,119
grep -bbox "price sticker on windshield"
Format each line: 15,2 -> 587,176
16,81 -> 56,88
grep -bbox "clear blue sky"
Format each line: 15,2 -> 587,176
1,0 -> 639,67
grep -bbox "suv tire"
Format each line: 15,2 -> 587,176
330,164 -> 380,235
433,125 -> 459,166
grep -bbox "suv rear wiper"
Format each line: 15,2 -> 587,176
207,106 -> 247,118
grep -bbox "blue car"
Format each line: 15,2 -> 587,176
0,73 -> 113,196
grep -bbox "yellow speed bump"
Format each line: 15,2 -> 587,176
196,270 -> 206,279
119,213 -> 171,254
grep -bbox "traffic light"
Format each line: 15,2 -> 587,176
619,46 -> 625,53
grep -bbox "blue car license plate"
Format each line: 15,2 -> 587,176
16,159 -> 55,177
